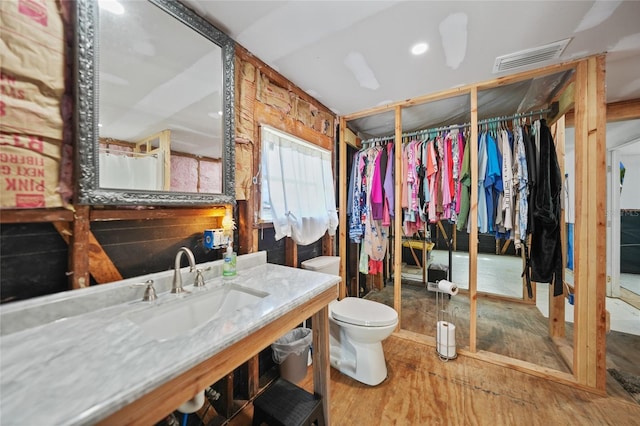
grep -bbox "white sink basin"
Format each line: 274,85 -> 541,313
128,284 -> 269,341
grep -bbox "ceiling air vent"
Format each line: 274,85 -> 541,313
492,38 -> 572,73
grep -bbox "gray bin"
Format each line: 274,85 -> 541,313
271,328 -> 312,384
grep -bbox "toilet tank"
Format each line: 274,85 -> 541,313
301,256 -> 340,276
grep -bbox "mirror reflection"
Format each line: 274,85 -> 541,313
98,0 -> 223,193
76,0 -> 235,206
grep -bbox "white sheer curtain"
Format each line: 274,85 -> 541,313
99,152 -> 163,191
261,126 -> 338,245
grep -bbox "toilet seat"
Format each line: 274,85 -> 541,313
330,298 -> 397,327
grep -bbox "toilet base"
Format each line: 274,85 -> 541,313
330,340 -> 388,386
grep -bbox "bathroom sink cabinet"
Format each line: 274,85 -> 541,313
0,252 -> 338,425
100,286 -> 335,425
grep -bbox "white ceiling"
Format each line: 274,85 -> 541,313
180,0 -> 640,146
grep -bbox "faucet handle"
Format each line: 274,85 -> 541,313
194,267 -> 211,287
142,280 -> 158,302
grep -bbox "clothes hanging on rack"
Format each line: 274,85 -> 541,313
352,109 -> 560,296
399,129 -> 466,235
347,142 -> 394,274
529,119 -> 563,296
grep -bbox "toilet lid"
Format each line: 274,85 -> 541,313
331,297 -> 398,327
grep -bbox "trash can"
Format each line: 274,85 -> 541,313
271,328 -> 313,384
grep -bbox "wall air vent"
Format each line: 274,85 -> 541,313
492,38 -> 572,73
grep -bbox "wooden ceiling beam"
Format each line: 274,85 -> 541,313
564,98 -> 640,127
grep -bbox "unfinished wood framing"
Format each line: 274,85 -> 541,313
338,55 -> 608,391
135,129 -> 171,190
573,55 -> 607,391
393,106 -> 402,331
339,117 -> 348,299
468,86 -> 479,353
70,205 -> 91,289
549,116 -> 567,339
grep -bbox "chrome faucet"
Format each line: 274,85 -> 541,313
172,247 -> 196,293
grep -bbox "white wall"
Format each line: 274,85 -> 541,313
620,154 -> 640,210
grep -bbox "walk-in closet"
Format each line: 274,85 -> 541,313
338,55 -> 608,392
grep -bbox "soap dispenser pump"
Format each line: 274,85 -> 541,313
222,242 -> 237,278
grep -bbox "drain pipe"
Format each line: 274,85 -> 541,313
177,390 -> 205,414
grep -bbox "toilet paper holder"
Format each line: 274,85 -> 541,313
435,280 -> 458,362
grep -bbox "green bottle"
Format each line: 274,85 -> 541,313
223,243 -> 237,278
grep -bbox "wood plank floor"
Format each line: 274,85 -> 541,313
365,283 -> 575,373
228,335 -> 640,426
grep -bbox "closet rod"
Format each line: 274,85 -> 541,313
477,107 -> 552,126
361,135 -> 394,146
402,123 -> 468,140
361,107 -> 552,145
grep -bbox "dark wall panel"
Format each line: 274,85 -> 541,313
621,211 -> 640,274
0,223 -> 68,303
257,227 -> 285,265
1,217 -> 225,304
91,217 -> 222,278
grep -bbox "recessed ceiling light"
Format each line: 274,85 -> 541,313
411,42 -> 429,56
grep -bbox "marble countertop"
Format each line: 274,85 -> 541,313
0,252 -> 340,426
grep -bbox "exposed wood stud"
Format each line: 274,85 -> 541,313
469,86 -> 479,353
573,55 -> 607,391
70,206 -> 90,289
338,117 -> 348,299
53,222 -> 122,284
393,106 -> 402,331
549,117 -> 566,340
285,237 -> 297,268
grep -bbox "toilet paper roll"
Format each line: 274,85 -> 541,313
436,321 -> 456,358
437,279 -> 459,296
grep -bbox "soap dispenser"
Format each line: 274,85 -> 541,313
222,242 -> 237,278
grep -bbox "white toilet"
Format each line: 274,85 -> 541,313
301,256 -> 398,386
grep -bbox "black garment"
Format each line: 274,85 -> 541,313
529,120 -> 563,297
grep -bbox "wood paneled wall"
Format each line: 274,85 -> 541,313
234,45 -> 336,258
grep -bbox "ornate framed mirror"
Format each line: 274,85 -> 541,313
76,0 -> 235,205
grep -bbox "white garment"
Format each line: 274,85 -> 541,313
501,129 -> 514,231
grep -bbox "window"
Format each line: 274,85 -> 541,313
260,126 -> 338,245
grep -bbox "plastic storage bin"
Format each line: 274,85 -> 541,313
271,328 -> 313,384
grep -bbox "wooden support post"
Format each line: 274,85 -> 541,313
547,82 -> 575,126
285,237 -> 298,268
452,226 -> 457,251
500,239 -> 512,255
573,55 -> 607,391
322,234 -> 334,256
437,221 -> 448,242
69,206 -> 90,289
53,222 -> 122,284
469,87 -> 479,353
247,355 -> 259,398
549,117 -> 566,339
312,305 -> 331,425
338,117 -> 348,299
393,106 -> 403,330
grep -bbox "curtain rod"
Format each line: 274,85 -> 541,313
361,107 -> 552,145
